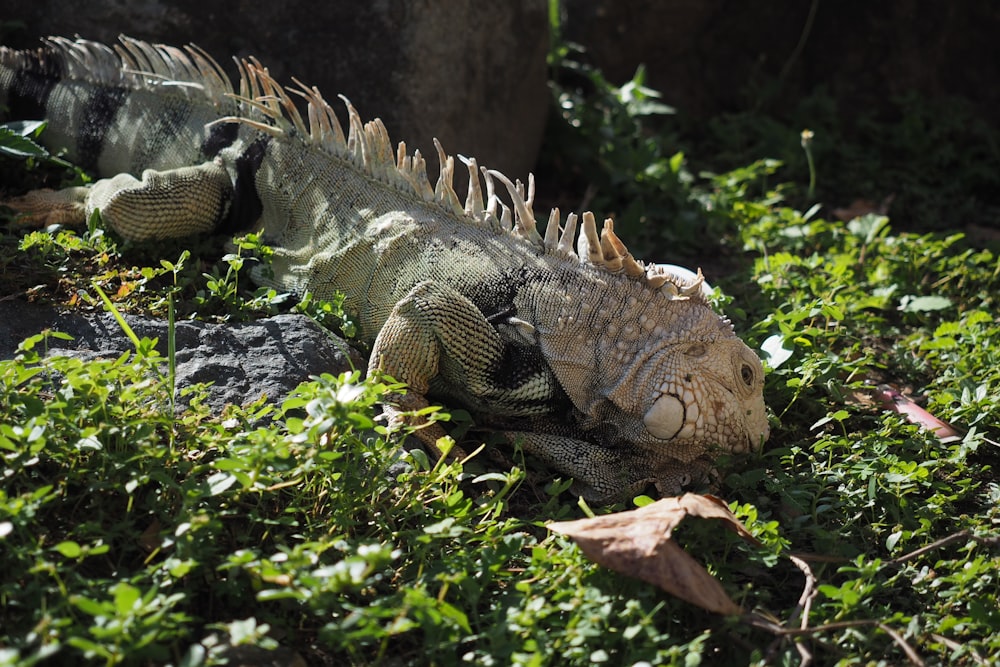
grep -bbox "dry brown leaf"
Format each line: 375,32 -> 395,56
548,494 -> 759,615
874,384 -> 963,442
831,194 -> 895,222
137,518 -> 162,553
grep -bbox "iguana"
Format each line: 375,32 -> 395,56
0,36 -> 769,502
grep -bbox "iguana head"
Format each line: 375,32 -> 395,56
597,299 -> 769,466
538,250 -> 769,491
450,162 -> 769,493
525,258 -> 769,499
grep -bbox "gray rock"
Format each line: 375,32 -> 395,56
0,300 -> 363,414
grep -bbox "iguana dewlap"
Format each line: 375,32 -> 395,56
0,36 -> 769,502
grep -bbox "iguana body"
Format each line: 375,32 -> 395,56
0,36 -> 768,502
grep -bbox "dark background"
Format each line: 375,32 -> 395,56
5,1 -> 999,234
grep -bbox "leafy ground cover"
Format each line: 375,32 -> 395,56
2,15 -> 1000,667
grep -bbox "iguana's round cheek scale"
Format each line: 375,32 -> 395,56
642,393 -> 685,440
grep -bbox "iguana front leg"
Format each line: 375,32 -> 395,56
4,160 -> 233,240
370,279 -> 559,460
370,280 -> 712,502
369,280 -> 503,459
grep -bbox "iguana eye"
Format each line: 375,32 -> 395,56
740,363 -> 755,386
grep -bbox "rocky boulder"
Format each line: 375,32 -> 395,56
0,300 -> 362,415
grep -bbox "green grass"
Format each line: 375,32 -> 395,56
3,28 -> 1000,667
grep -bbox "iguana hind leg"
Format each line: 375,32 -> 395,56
4,160 -> 233,240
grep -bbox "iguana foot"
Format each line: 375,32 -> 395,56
380,389 -> 469,461
3,187 -> 89,227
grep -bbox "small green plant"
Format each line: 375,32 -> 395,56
191,233 -> 286,319
295,289 -> 357,339
0,120 -> 83,173
800,128 -> 817,201
543,9 -> 701,256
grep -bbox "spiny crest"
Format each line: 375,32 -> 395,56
1,37 -> 117,86
9,36 -> 708,303
226,54 -> 708,303
116,36 -> 233,102
4,35 -> 236,106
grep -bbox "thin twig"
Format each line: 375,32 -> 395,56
756,530 -> 998,665
759,556 -> 818,667
888,529 -> 1000,566
877,623 -> 925,667
789,529 -> 999,569
788,555 -> 818,629
931,633 -> 987,666
745,614 -> 925,666
795,640 -> 813,667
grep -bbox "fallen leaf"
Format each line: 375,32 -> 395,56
548,494 -> 758,615
831,194 -> 895,222
137,518 -> 162,553
874,384 -> 962,442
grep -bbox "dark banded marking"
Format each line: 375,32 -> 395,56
468,265 -> 537,324
431,344 -> 570,418
221,136 -> 269,232
76,86 -> 128,171
492,343 -> 562,397
201,120 -> 239,158
3,49 -> 65,120
472,266 -> 570,412
131,96 -> 194,171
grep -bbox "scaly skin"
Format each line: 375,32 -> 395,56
1,36 -> 768,502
